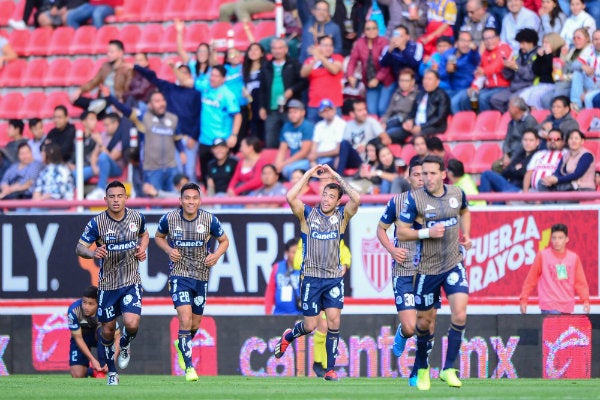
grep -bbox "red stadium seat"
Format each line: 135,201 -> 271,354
233,22 -> 254,50
161,25 -> 178,53
468,142 -> 503,174
147,57 -> 163,73
27,27 -> 53,56
164,0 -> 188,21
93,25 -> 119,54
254,21 -> 276,41
400,144 -> 416,163
388,144 -> 403,158
8,29 -> 30,55
138,24 -> 165,53
494,111 -> 511,142
210,22 -> 234,52
473,110 -> 502,140
43,58 -> 72,87
22,58 -> 49,87
531,108 -> 550,123
157,62 -> 177,83
141,0 -> 169,22
66,58 -> 96,86
0,122 -> 8,147
0,93 -> 24,119
0,1 -> 16,25
576,108 -> 600,138
43,91 -> 77,119
444,111 -> 476,141
118,24 -> 141,53
70,25 -> 97,55
114,0 -> 144,22
194,0 -> 228,21
584,140 -> 600,160
184,23 -> 210,52
450,143 -> 476,166
0,58 -> 27,87
47,26 -> 75,56
21,91 -> 48,119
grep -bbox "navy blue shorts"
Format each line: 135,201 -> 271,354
392,275 -> 416,312
97,284 -> 143,323
300,276 -> 344,317
169,276 -> 208,315
68,332 -> 97,366
414,263 -> 469,311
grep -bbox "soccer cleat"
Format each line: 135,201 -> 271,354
323,370 -> 339,381
416,367 -> 431,391
174,339 -> 186,370
107,372 -> 119,386
313,361 -> 325,377
185,367 -> 198,382
392,323 -> 407,357
408,375 -> 418,387
440,368 -> 462,388
274,328 -> 292,359
118,344 -> 131,369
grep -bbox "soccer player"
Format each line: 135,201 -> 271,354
397,155 -> 472,390
154,182 -> 229,382
273,164 -> 360,381
68,285 -> 107,378
76,181 -> 149,386
376,161 -> 423,384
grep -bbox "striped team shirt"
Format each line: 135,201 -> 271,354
380,192 -> 421,277
79,208 -> 147,291
400,185 -> 467,275
301,205 -> 347,279
156,208 -> 225,281
527,149 -> 564,190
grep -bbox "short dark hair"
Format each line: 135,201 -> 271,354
80,110 -> 97,121
54,105 -> 68,117
552,95 -> 570,108
482,27 -> 497,37
422,155 -> 446,171
178,64 -> 191,74
106,180 -> 126,193
323,182 -> 343,199
566,129 -> 585,141
522,128 -> 540,139
28,118 -> 42,129
551,223 -> 568,236
408,159 -> 422,175
262,163 -> 278,174
43,143 -> 63,164
244,136 -> 263,153
317,34 -> 333,45
284,238 -> 298,251
17,142 -> 31,152
393,25 -> 409,35
515,28 -> 539,44
437,35 -> 453,45
212,64 -> 227,78
180,182 -> 201,197
103,112 -> 120,123
447,158 -> 465,178
425,136 -> 445,152
8,119 -> 24,134
108,39 -> 125,52
82,285 -> 98,299
548,128 -> 564,141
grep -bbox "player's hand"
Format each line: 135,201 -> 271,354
520,300 -> 527,314
341,265 -> 348,276
91,358 -> 102,371
460,235 -> 472,250
429,223 -> 445,238
135,245 -> 147,262
94,245 -> 108,259
168,248 -> 181,262
390,247 -> 408,263
205,253 -> 219,267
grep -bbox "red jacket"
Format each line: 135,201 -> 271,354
473,42 -> 512,89
347,36 -> 395,87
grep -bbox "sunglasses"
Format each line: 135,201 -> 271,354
547,137 -> 563,142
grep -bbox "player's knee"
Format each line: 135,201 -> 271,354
70,368 -> 86,378
402,325 -> 416,337
451,312 -> 467,326
303,319 -> 318,332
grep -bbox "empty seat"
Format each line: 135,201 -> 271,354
468,142 -> 503,174
27,27 -> 53,56
0,1 -> 16,26
43,91 -> 77,119
473,110 -> 502,140
21,91 -> 48,119
157,61 -> 177,82
388,144 -> 403,158
444,111 -> 476,141
47,26 -> 75,56
43,58 -> 72,87
137,24 -> 165,53
70,25 -> 97,55
164,0 -> 188,21
192,0 -> 225,21
161,24 -> 178,53
576,107 -> 600,138
8,29 -> 30,55
22,58 -> 49,87
184,23 -> 210,52
210,22 -> 234,52
254,20 -> 276,41
450,143 -> 476,167
233,22 -> 254,50
141,0 -> 169,22
531,108 -> 550,123
400,144 -> 416,163
0,93 -> 25,119
114,0 -> 144,22
118,25 -> 141,53
0,58 -> 27,87
93,25 -> 119,54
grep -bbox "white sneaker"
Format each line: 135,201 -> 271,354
8,19 -> 27,30
88,99 -> 107,114
86,188 -> 105,200
118,344 -> 130,369
107,372 -> 119,386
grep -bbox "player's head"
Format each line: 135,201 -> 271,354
550,223 -> 569,251
81,285 -> 98,317
320,182 -> 343,214
180,182 -> 202,215
408,160 -> 424,190
105,181 -> 127,212
421,155 -> 446,195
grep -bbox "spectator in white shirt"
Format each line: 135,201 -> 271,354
560,0 -> 596,46
570,28 -> 600,108
501,0 -> 541,52
309,99 -> 346,169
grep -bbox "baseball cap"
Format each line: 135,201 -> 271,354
212,138 -> 228,147
286,99 -> 305,110
318,98 -> 334,112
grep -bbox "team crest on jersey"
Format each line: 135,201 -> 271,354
395,296 -> 403,305
447,272 -> 459,285
172,294 -> 178,302
448,197 -> 459,208
361,236 -> 392,292
329,215 -> 338,225
129,223 -> 138,232
194,296 -> 204,306
123,294 -> 133,305
329,287 -> 340,298
196,224 -> 206,234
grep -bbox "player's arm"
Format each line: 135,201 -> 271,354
135,230 -> 150,262
155,231 -> 182,263
206,233 -> 229,267
321,164 -> 360,217
377,222 -> 407,264
71,329 -> 102,371
286,165 -> 321,218
459,192 -> 472,249
76,221 -> 107,259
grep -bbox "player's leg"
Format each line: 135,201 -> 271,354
69,339 -> 91,378
312,312 -> 327,377
323,306 -> 341,381
97,288 -> 120,384
118,284 -> 143,370
392,275 -> 417,358
414,308 -> 435,390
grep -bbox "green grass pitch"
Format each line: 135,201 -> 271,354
2,375 -> 598,400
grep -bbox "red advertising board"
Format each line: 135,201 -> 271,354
542,316 -> 592,378
169,316 -> 217,376
466,211 -> 598,298
31,314 -> 70,371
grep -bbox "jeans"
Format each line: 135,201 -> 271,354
478,170 -> 520,193
78,153 -> 122,189
337,140 -> 364,175
264,109 -> 286,149
66,3 -> 114,29
366,82 -> 397,117
175,136 -> 199,182
570,70 -> 600,108
144,167 -> 179,192
282,159 -> 310,180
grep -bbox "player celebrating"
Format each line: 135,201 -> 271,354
273,164 -> 360,381
396,155 -> 471,390
76,181 -> 149,386
154,182 -> 229,382
376,161 -> 423,384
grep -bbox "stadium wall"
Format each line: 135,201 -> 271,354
0,314 -> 597,378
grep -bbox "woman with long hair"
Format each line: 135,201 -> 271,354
242,43 -> 267,140
539,0 -> 567,37
175,19 -> 215,87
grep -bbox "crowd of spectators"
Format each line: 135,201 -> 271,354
2,0 -> 600,207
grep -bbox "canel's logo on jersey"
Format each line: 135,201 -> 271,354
175,240 -> 205,247
107,240 -> 137,251
426,217 -> 458,228
311,231 -> 338,240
